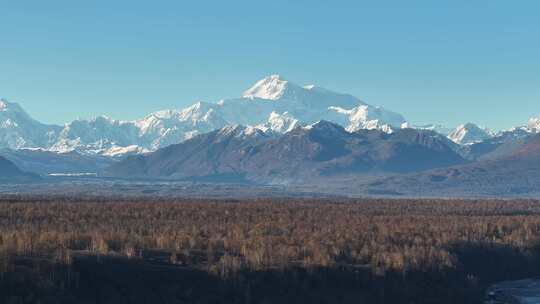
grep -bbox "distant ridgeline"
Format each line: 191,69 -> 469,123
0,156 -> 38,181
1,76 -> 540,196
1,75 -> 538,157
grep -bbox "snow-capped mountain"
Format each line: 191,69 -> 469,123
528,117 -> 540,132
0,75 -> 407,155
6,74 -> 537,156
328,105 -> 404,133
256,112 -> 300,134
448,123 -> 494,145
50,116 -> 141,154
105,120 -> 466,182
242,75 -> 290,100
0,99 -> 60,149
217,74 -> 406,128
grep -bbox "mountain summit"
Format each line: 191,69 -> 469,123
0,99 -> 60,149
448,123 -> 493,145
0,76 -> 407,155
242,75 -> 291,100
528,116 -> 540,132
2,76 -> 539,158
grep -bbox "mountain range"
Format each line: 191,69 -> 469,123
104,121 -> 466,183
1,75 -> 538,158
1,75 -> 540,196
365,132 -> 540,196
0,75 -> 408,156
103,118 -> 540,198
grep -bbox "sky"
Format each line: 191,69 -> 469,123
1,0 -> 539,130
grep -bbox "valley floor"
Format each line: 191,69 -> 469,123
2,196 -> 540,303
2,176 -> 540,199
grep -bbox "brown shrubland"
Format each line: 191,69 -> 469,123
1,197 -> 540,277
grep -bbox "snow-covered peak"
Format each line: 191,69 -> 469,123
256,111 -> 299,134
66,115 -> 128,129
178,101 -> 215,119
0,98 -> 60,149
0,99 -> 8,111
149,109 -> 179,120
102,145 -> 149,157
528,116 -> 540,132
380,124 -> 394,134
0,75 -> 410,155
242,126 -> 270,139
328,105 -> 406,133
137,101 -> 216,125
242,74 -> 290,100
241,75 -> 365,111
448,123 -> 493,145
0,99 -> 25,113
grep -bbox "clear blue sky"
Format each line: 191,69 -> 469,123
1,0 -> 539,130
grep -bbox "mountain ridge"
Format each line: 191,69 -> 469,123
0,76 -> 406,155
0,155 -> 40,181
448,123 -> 493,145
363,132 -> 540,196
104,120 -> 467,183
1,77 -> 539,160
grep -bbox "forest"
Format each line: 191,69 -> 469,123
2,196 -> 540,303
